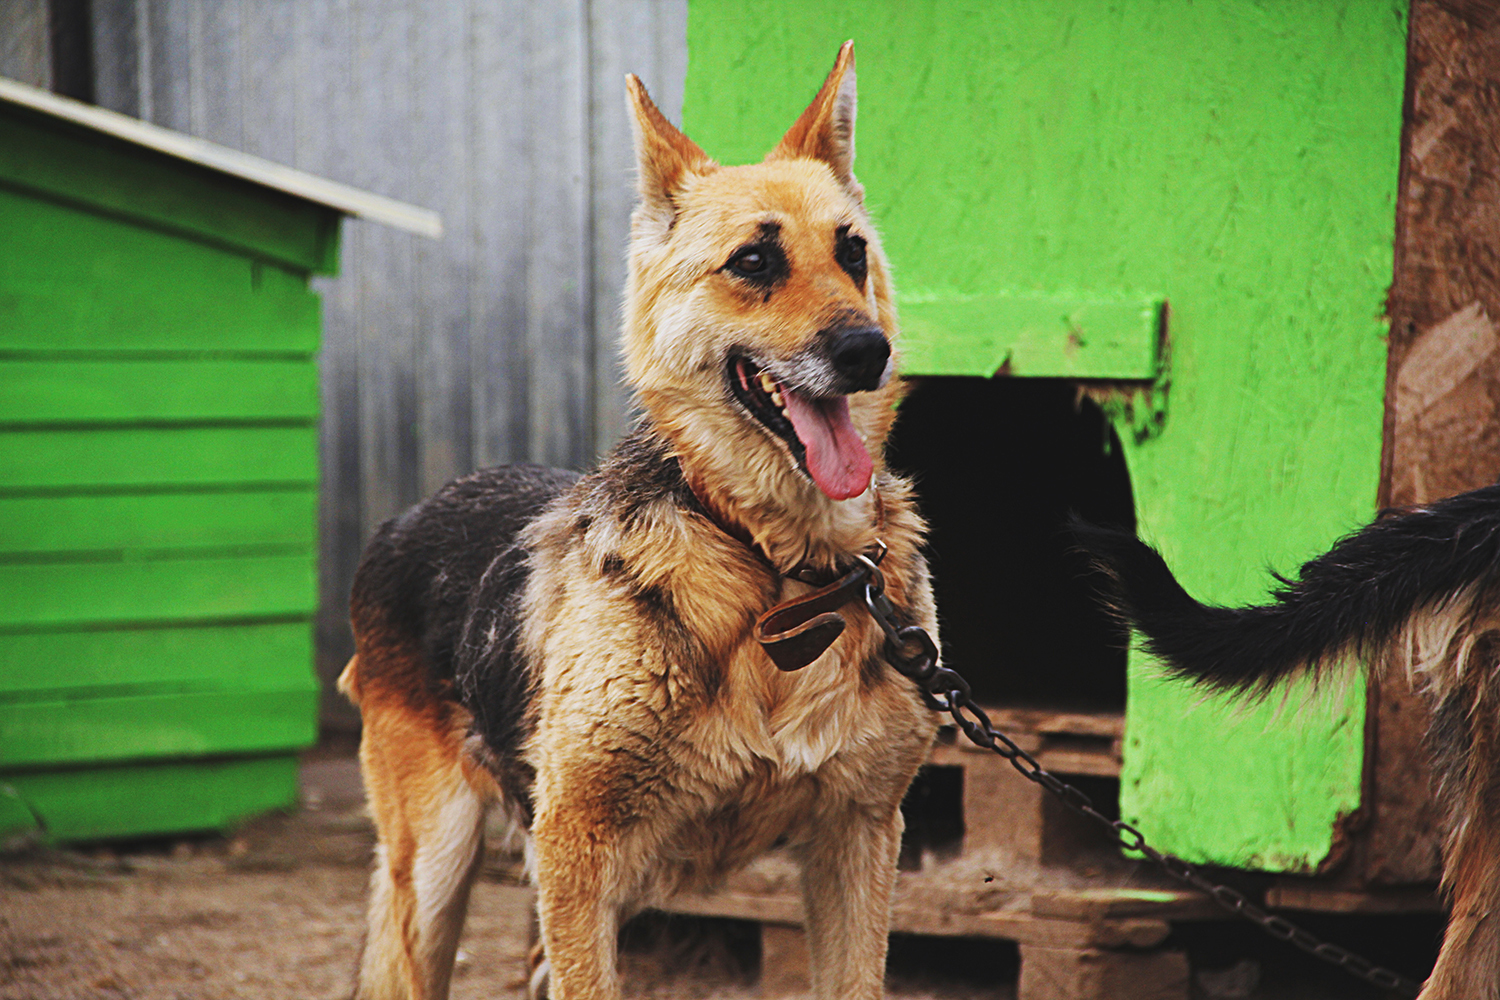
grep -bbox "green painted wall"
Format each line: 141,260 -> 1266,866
0,101 -> 335,843
684,0 -> 1406,870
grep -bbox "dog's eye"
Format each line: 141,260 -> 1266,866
731,250 -> 766,274
723,244 -> 784,287
836,232 -> 868,285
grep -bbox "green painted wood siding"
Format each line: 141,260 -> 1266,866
0,756 -> 302,843
0,108 -> 340,275
0,100 -> 334,842
684,0 -> 1405,872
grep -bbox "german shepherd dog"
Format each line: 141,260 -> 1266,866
1076,483 -> 1500,1000
340,44 -> 938,1000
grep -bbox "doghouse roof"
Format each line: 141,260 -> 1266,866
0,77 -> 441,240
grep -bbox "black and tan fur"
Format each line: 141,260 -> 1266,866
340,44 -> 938,1000
1076,484 -> 1500,1000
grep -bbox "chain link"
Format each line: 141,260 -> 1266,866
862,564 -> 1425,998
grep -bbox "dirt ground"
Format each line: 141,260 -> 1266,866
0,741 -> 1011,1000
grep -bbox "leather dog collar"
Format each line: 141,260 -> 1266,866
678,461 -> 890,671
754,544 -> 888,671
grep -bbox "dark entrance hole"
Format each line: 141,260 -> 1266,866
887,376 -> 1135,710
898,763 -> 965,869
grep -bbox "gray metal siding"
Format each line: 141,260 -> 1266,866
0,2 -> 52,88
73,0 -> 687,726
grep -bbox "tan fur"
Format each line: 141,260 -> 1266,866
347,43 -> 939,1000
1380,612 -> 1500,1000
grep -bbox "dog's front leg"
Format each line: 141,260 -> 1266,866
798,805 -> 905,1000
530,802 -> 630,1000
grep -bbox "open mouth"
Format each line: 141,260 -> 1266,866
727,355 -> 873,501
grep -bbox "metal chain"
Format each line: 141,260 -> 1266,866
854,553 -> 1425,998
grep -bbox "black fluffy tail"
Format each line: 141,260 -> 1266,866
1071,483 -> 1500,694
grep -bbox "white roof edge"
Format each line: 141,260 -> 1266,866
0,77 -> 442,239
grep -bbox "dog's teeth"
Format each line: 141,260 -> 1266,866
757,372 -> 785,408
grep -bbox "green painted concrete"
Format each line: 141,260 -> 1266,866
685,0 -> 1406,870
900,294 -> 1162,379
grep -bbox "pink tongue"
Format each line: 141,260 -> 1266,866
780,389 -> 873,500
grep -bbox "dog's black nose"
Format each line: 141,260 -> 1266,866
828,326 -> 890,391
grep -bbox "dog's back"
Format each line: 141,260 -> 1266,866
345,465 -> 579,698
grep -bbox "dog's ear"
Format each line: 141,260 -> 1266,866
627,74 -> 712,233
770,40 -> 861,198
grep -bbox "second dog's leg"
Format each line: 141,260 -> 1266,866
798,806 -> 905,1000
1423,667 -> 1500,1000
1424,819 -> 1500,1000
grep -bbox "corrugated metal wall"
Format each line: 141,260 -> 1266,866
1,0 -> 687,726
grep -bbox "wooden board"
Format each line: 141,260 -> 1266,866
586,0 -> 688,456
658,891 -> 1174,951
983,708 -> 1125,740
0,26 -> 331,845
1031,888 -> 1221,923
0,622 -> 313,696
930,736 -> 1120,779
0,2 -> 50,88
0,426 -> 318,490
932,706 -> 1125,778
0,491 -> 316,556
523,0 -> 592,471
79,1 -> 692,727
0,360 -> 319,424
683,0 -> 1406,874
0,185 -> 321,355
900,295 -> 1163,380
1365,0 -> 1500,886
0,78 -> 440,237
1017,945 -> 1187,1000
1263,883 -> 1442,914
0,688 -> 317,767
0,554 -> 316,629
0,753 -> 302,842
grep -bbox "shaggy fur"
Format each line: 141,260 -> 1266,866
341,43 -> 938,1000
1075,483 -> 1500,1000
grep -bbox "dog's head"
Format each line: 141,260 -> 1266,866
623,43 -> 901,509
